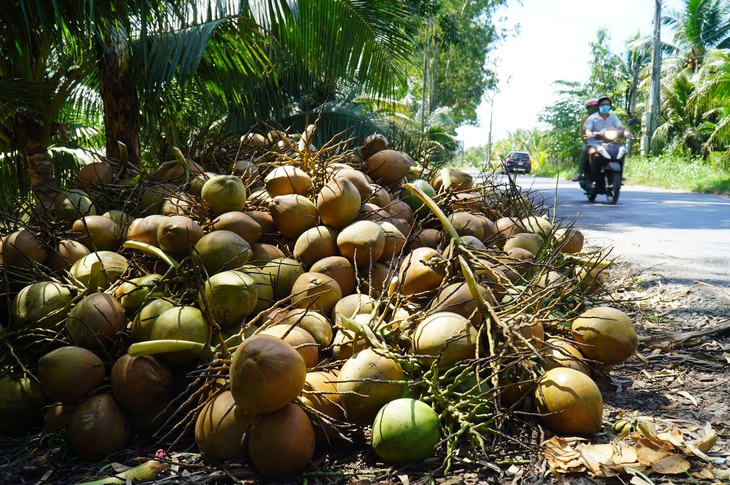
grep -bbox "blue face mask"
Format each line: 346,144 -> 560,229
599,105 -> 611,115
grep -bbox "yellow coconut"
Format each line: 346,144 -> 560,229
331,294 -> 377,323
409,228 -> 441,250
337,348 -> 405,424
333,168 -> 373,202
229,334 -> 307,415
276,308 -> 333,347
429,281 -> 492,326
195,390 -> 255,463
156,215 -> 204,259
269,194 -> 319,240
398,247 -> 446,295
260,324 -> 320,368
571,307 -> 637,366
336,220 -> 385,267
412,312 -> 478,367
300,370 -> 344,442
534,367 -> 603,435
264,165 -> 312,197
316,176 -> 362,230
555,228 -> 584,253
541,338 -> 591,375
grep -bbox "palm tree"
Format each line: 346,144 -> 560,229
662,0 -> 730,70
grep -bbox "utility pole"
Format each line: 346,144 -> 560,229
485,98 -> 494,168
644,0 -> 662,155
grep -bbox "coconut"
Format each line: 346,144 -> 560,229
276,308 -> 333,347
499,247 -> 535,276
70,251 -> 129,291
236,266 -> 275,315
269,194 -> 319,240
54,189 -> 97,225
198,270 -> 258,328
412,312 -> 478,367
430,167 -> 473,191
316,177 -> 362,230
66,292 -> 127,352
373,221 -> 406,263
111,354 -> 173,413
576,266 -> 605,294
337,348 -> 405,424
450,192 -> 483,212
125,215 -> 167,246
247,403 -> 315,479
152,158 -> 205,182
361,133 -> 388,160
372,398 -> 440,464
68,394 -> 130,461
37,346 -> 105,403
331,326 -> 368,361
194,230 -> 252,275
201,174 -> 247,217
398,247 -> 446,295
409,228 -> 441,250
44,402 -> 79,432
160,191 -> 196,216
264,165 -> 312,197
369,184 -> 391,207
429,281 -> 492,326
383,199 -> 414,220
359,262 -> 392,298
10,281 -> 73,330
156,215 -> 204,259
534,367 -> 603,435
503,232 -> 544,256
332,294 -> 377,323
357,202 -> 391,222
262,257 -> 305,300
260,324 -> 319,368
229,334 -> 307,415
293,226 -> 339,266
102,210 -> 132,228
232,159 -> 261,186
541,338 -> 590,375
150,306 -> 208,364
195,390 -> 255,463
448,212 -> 486,240
365,150 -> 414,186
300,370 -> 344,442
211,211 -> 262,245
555,228 -> 584,253
571,307 -> 637,366
473,214 -> 497,243
336,220 -> 385,268
398,179 -> 436,218
1,229 -> 47,268
290,272 -> 342,315
249,243 -> 286,264
333,168 -> 373,201
520,215 -> 554,237
76,160 -> 114,190
131,298 -> 175,343
139,183 -> 175,216
47,239 -> 90,272
116,273 -> 163,311
189,171 -> 216,197
0,376 -> 46,436
461,235 -> 486,251
309,256 -> 356,296
494,217 -> 525,242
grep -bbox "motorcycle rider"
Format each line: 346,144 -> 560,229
572,95 -> 628,182
571,98 -> 599,181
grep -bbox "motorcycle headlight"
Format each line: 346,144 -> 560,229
617,146 -> 626,159
596,146 -> 610,158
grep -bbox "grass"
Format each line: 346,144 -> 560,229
532,153 -> 730,195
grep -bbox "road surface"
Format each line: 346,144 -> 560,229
480,174 -> 730,286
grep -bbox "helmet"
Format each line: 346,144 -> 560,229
597,96 -> 612,106
585,98 -> 599,107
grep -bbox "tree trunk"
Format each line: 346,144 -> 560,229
14,115 -> 58,211
96,22 -> 141,168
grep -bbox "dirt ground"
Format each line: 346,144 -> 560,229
1,263 -> 728,485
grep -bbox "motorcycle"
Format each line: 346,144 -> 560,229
579,126 -> 633,204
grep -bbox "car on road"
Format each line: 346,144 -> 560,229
503,151 -> 532,174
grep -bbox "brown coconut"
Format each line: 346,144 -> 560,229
269,194 -> 319,240
290,272 -> 342,315
65,292 -> 127,352
293,226 -> 339,267
1,229 -> 47,268
157,215 -> 204,259
68,394 -> 130,461
336,220 -> 385,267
211,211 -> 262,245
316,177 -> 362,230
398,247 -> 446,295
365,150 -> 414,186
309,256 -> 356,296
38,346 -> 105,403
111,354 -> 173,413
195,390 -> 255,463
264,165 -> 312,197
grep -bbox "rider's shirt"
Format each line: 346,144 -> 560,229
583,113 -> 623,146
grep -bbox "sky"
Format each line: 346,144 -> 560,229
457,0 -> 684,149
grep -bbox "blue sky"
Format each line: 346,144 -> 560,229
457,0 -> 684,149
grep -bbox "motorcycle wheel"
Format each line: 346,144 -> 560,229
606,171 -> 622,204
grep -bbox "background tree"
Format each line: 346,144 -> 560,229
662,0 -> 730,70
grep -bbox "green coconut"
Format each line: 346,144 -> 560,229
237,265 -> 275,315
372,398 -> 440,464
38,346 -> 106,403
131,298 -> 175,343
66,292 -> 127,352
115,273 -> 163,311
10,281 -> 73,330
70,251 -> 129,291
201,174 -> 247,216
54,189 -> 97,225
139,183 -> 176,216
0,376 -> 46,436
150,306 -> 209,364
262,257 -> 305,300
194,230 -> 253,275
198,270 -> 258,328
337,348 -> 405,424
398,179 -> 436,218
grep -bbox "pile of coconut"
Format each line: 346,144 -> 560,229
0,127 -> 637,480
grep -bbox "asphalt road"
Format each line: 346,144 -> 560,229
482,174 -> 730,286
